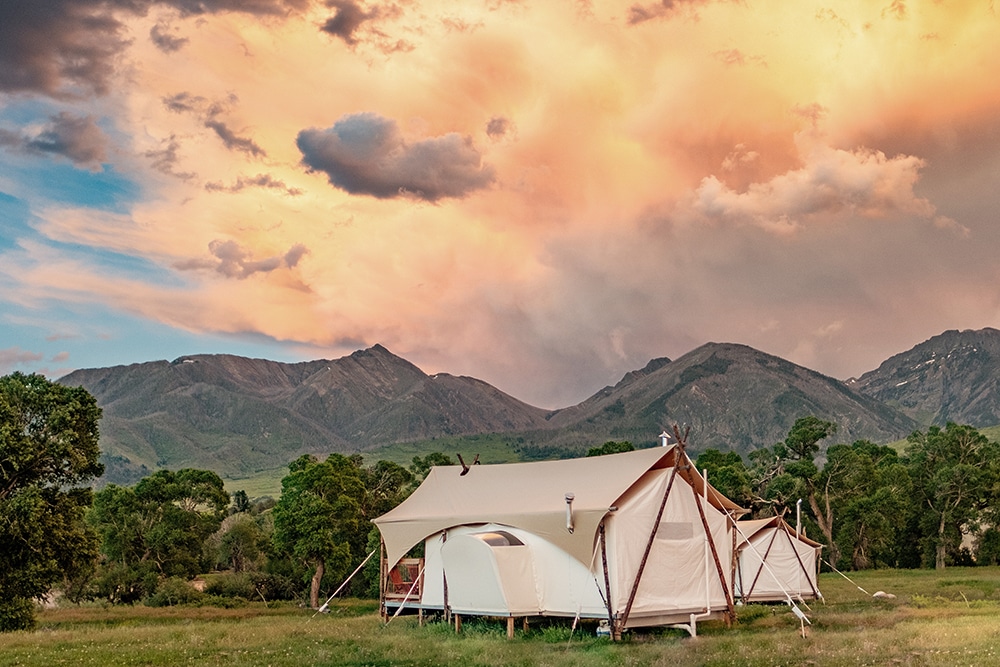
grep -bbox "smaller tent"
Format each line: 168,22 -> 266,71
733,515 -> 822,603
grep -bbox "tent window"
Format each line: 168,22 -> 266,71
473,531 -> 524,547
656,522 -> 693,541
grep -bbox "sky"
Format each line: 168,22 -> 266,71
1,0 -> 999,409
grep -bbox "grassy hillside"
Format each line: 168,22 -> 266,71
7,567 -> 1000,666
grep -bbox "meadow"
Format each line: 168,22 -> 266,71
4,568 -> 1000,666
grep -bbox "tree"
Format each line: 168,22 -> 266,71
586,441 -> 635,457
784,416 -> 837,461
89,468 -> 229,601
409,452 -> 455,481
231,489 -> 252,514
360,460 -> 413,518
0,373 -> 104,631
272,454 -> 366,608
905,423 -> 1000,569
695,449 -> 753,508
823,441 -> 911,569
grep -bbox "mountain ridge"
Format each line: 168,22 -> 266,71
58,329 -> 1000,485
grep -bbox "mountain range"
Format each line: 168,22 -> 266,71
58,328 -> 1000,485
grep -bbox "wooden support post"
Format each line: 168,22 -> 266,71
523,617 -> 529,633
599,523 -> 616,641
507,616 -> 515,639
442,531 -> 450,624
418,606 -> 424,627
454,613 -> 461,633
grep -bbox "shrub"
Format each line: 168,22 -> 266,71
0,598 -> 37,632
204,572 -> 297,602
144,577 -> 203,607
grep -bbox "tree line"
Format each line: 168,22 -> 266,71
5,373 -> 1000,631
696,416 -> 1000,572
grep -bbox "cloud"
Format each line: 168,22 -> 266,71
143,135 -> 196,179
175,240 -> 310,279
321,0 -> 380,46
0,112 -> 109,170
150,21 -> 189,53
205,173 -> 303,195
0,0 -> 308,97
297,112 -> 495,201
626,0 -> 709,25
486,116 -> 513,140
163,91 -> 209,114
689,143 -> 938,234
0,347 -> 44,373
204,119 -> 266,157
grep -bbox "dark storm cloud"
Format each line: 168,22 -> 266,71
0,0 -> 308,97
296,112 -> 495,201
205,173 -> 303,195
175,240 -> 310,278
0,112 -> 108,169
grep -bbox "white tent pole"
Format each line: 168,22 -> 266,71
383,563 -> 426,627
822,558 -> 870,595
312,548 -> 378,618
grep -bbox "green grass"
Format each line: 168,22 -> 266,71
222,467 -> 287,499
8,568 -> 1000,666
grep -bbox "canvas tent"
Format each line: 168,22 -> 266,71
733,515 -> 822,603
373,444 -> 748,637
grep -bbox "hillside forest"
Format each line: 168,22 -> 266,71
3,372 -> 1000,632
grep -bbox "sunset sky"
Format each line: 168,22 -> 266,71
2,0 -> 999,408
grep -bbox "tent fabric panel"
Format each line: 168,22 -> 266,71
608,468 -> 733,618
375,447 -> 674,567
493,547 -> 542,616
374,446 -> 747,568
440,535 -> 513,615
736,526 -> 821,601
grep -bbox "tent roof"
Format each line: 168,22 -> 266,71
374,445 -> 746,567
734,516 -> 823,549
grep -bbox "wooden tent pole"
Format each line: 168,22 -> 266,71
599,522 -> 616,641
616,434 -> 684,636
442,530 -> 450,623
745,521 -> 781,601
780,521 -> 820,599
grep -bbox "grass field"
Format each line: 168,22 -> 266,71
5,567 -> 1000,666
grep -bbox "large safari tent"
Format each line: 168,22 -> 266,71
373,439 -> 761,638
